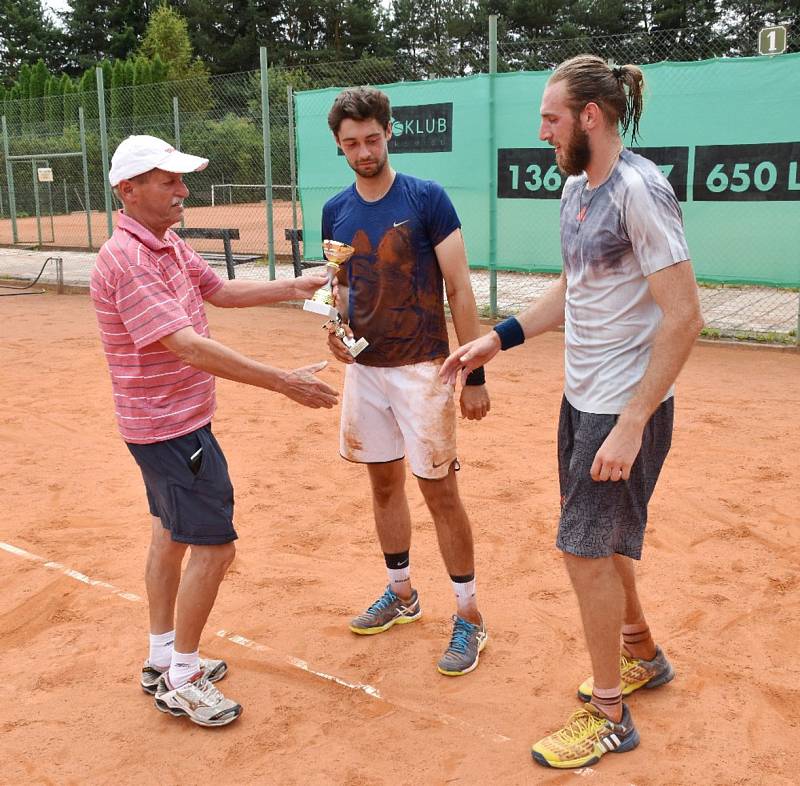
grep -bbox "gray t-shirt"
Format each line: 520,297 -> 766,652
560,149 -> 690,414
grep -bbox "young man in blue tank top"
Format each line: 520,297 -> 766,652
324,86 -> 490,676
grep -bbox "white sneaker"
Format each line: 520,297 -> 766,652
154,671 -> 242,727
141,658 -> 227,695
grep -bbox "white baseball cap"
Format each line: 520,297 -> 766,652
109,135 -> 208,186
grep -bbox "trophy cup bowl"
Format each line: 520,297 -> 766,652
303,240 -> 369,358
322,239 -> 356,266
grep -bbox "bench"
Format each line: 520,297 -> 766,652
285,228 -> 327,277
173,228 -> 261,280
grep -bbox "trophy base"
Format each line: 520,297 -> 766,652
303,299 -> 337,320
345,337 -> 369,358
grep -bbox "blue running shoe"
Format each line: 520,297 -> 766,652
349,586 -> 422,635
437,614 -> 487,676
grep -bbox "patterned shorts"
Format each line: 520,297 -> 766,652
556,395 -> 673,560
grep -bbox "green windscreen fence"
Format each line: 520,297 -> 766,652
296,54 -> 800,288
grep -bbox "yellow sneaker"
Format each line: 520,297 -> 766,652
531,703 -> 639,769
577,645 -> 675,701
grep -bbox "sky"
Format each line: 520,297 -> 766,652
42,0 -> 70,26
44,0 -> 69,14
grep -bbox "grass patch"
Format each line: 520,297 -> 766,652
700,327 -> 797,345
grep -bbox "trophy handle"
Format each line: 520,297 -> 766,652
325,262 -> 338,289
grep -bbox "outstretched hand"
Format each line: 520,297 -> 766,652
439,331 -> 502,386
292,273 -> 329,300
281,360 -> 338,408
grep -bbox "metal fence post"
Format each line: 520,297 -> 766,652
796,293 -> 800,346
2,116 -> 18,243
32,159 -> 43,246
488,14 -> 498,318
260,46 -> 276,280
172,96 -> 181,151
287,86 -> 299,237
173,96 -> 185,230
96,67 -> 114,239
46,160 -> 55,242
78,106 -> 94,251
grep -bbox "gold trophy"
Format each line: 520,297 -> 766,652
303,239 -> 369,358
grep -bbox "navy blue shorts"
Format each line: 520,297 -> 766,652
556,395 -> 673,560
126,424 -> 237,545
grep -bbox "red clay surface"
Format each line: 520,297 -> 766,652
1,293 -> 798,785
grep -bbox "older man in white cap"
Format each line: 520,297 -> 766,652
90,135 -> 338,727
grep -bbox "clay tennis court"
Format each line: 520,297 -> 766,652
0,201 -> 300,257
1,292 -> 797,785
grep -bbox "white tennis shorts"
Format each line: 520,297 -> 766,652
339,360 -> 457,480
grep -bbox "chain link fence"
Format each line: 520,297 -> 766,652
1,20 -> 798,341
493,19 -> 799,342
497,18 -> 799,71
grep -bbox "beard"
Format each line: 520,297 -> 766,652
349,149 -> 388,178
556,123 -> 591,176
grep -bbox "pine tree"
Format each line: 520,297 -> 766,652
177,0 -> 266,74
140,5 -> 211,115
133,57 -> 154,130
719,0 -> 798,55
60,74 -> 78,130
140,5 -> 195,80
0,0 -> 63,85
64,1 -> 151,72
78,69 -> 95,95
150,55 -> 170,119
29,59 -> 50,129
110,60 -> 127,135
18,63 -> 33,129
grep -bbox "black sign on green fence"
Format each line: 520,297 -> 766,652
693,142 -> 800,202
336,103 -> 453,155
759,26 -> 787,56
496,146 -> 689,201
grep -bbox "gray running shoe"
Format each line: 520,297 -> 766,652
578,645 -> 675,701
437,614 -> 487,676
154,672 -> 242,727
349,586 -> 422,635
140,658 -> 227,695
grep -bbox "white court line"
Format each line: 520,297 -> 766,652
1,542 -> 143,602
213,628 -> 511,742
214,628 -> 382,699
1,540 -> 511,744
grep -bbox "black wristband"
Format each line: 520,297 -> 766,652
493,316 -> 525,350
465,366 -> 485,386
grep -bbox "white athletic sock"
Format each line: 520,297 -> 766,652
169,649 -> 200,689
452,577 -> 477,616
148,629 -> 175,670
387,566 -> 412,599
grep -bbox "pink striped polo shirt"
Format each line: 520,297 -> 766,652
90,212 -> 225,444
